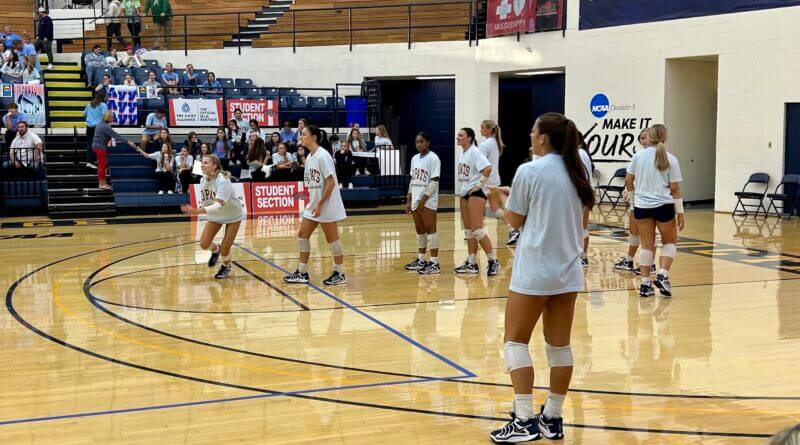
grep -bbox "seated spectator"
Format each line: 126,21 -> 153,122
3,103 -> 26,153
118,45 -> 143,67
95,74 -> 113,93
122,73 -> 137,86
142,70 -> 162,97
335,140 -> 354,189
104,48 -> 120,68
271,142 -> 294,181
137,142 -> 175,194
3,121 -> 43,174
181,131 -> 202,157
232,109 -> 248,132
246,136 -> 269,182
330,133 -> 341,152
12,39 -> 40,73
199,72 -> 222,95
1,51 -> 22,83
198,142 -> 211,157
181,64 -> 200,95
279,121 -> 296,143
227,119 -> 246,151
84,45 -> 105,87
141,107 -> 167,147
374,124 -> 394,148
212,127 -> 232,167
160,63 -> 179,94
156,128 -> 173,150
175,146 -> 194,193
2,26 -> 22,49
0,43 -> 11,61
246,119 -> 267,142
348,127 -> 369,175
266,131 -> 281,153
293,145 -> 307,181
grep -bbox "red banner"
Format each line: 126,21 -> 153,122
250,181 -> 308,215
486,0 -> 562,37
226,99 -> 279,128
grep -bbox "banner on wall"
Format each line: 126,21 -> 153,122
486,0 -> 563,37
533,0 -> 564,31
169,98 -> 224,127
581,92 -> 654,163
226,99 -> 279,127
13,84 -> 46,127
1,84 -> 12,98
579,0 -> 800,30
107,85 -> 139,125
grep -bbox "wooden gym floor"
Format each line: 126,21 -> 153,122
1,200 -> 799,444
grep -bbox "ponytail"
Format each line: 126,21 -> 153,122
481,119 -> 505,156
535,113 -> 595,209
648,124 -> 669,171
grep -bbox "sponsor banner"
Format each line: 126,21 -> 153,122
1,84 -> 13,98
107,85 -> 139,125
487,0 -> 562,37
139,85 -> 160,99
12,84 -> 46,127
250,181 -> 307,215
226,99 -> 279,127
582,92 -> 654,162
169,98 -> 224,127
533,0 -> 564,32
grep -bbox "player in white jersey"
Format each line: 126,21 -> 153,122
456,127 -> 500,276
578,135 -> 594,269
487,148 -> 538,245
284,125 -> 349,286
404,132 -> 442,275
614,128 -> 652,274
626,124 -> 684,298
181,155 -> 245,279
489,113 -> 595,444
478,119 -> 519,247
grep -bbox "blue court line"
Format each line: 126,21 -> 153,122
0,376 -> 464,427
236,244 -> 477,378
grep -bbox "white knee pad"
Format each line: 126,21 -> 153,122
629,234 -> 641,247
583,228 -> 590,239
416,234 -> 428,249
639,249 -> 655,267
661,243 -> 677,259
472,228 -> 487,241
427,233 -> 439,250
545,343 -> 574,368
329,240 -> 344,256
494,209 -> 505,219
464,229 -> 473,240
504,341 -> 533,373
298,238 -> 311,253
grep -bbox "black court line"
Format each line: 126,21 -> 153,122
232,261 -> 310,310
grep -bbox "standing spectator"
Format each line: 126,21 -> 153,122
22,57 -> 41,84
145,0 -> 173,51
199,72 -> 222,95
279,121 -> 296,143
1,26 -> 22,49
12,39 -> 40,73
84,45 -> 105,87
3,121 -> 44,174
35,8 -> 54,70
118,45 -> 144,67
105,0 -> 127,50
374,125 -> 394,148
137,142 -> 175,194
141,107 -> 167,148
181,64 -> 200,95
122,0 -> 143,49
160,63 -> 179,94
83,90 -> 108,170
335,140 -> 354,189
3,103 -> 26,154
91,111 -> 139,190
181,131 -> 202,156
175,146 -> 194,193
1,51 -> 23,83
142,70 -> 162,97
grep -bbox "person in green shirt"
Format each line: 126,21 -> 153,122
122,0 -> 143,49
144,0 -> 172,50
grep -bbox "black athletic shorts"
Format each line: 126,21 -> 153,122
634,204 -> 676,223
462,189 -> 487,200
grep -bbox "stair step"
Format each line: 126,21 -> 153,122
224,41 -> 253,47
51,122 -> 87,128
49,100 -> 89,107
46,72 -> 83,80
48,65 -> 82,72
50,110 -> 86,118
49,90 -> 92,98
49,187 -> 111,195
45,81 -> 86,88
49,195 -> 115,204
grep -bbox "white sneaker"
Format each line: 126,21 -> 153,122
339,183 -> 343,189
47,63 -> 54,70
158,190 -> 165,195
86,162 -> 97,169
167,190 -> 174,194
348,183 -> 353,189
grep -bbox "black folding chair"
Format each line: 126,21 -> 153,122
765,174 -> 800,219
733,172 -> 769,217
597,168 -> 628,208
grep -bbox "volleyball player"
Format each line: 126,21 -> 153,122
614,128 -> 652,273
404,132 -> 442,275
626,124 -> 684,297
479,120 -> 519,245
284,125 -> 348,286
456,127 -> 500,276
489,113 -> 594,443
180,155 -> 244,279
578,135 -> 593,268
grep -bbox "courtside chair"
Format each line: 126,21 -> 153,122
766,174 -> 800,219
597,168 -> 628,208
733,172 -> 770,217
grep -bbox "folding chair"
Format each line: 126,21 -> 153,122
765,174 -> 800,219
597,167 -> 628,208
733,172 -> 769,217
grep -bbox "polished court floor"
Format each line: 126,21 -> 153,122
1,202 -> 799,444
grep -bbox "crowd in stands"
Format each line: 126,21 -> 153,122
0,8 -> 54,86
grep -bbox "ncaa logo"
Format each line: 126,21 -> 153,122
590,94 -> 610,118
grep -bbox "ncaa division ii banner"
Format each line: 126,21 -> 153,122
107,85 -> 138,125
12,84 -> 46,127
486,0 -> 563,37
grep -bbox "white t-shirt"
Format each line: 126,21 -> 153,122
11,131 -> 42,149
199,173 -> 245,224
374,136 -> 393,148
627,147 -> 682,209
506,153 -> 585,296
175,154 -> 194,170
457,145 -> 491,197
147,151 -> 175,173
478,137 -> 501,187
409,151 -> 441,211
579,148 -> 593,186
303,147 -> 347,223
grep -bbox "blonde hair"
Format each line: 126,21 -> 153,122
648,124 -> 669,171
202,154 -> 231,179
481,119 -> 505,156
770,424 -> 800,445
102,110 -> 114,123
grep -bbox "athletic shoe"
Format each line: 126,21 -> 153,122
654,273 -> 672,297
208,251 -> 220,267
580,254 -> 589,269
613,258 -> 635,272
214,265 -> 231,279
158,190 -> 165,195
47,63 -> 53,70
507,229 -> 520,246
639,283 -> 655,297
404,258 -> 426,271
86,162 -> 97,170
284,270 -> 310,284
538,412 -> 564,440
634,265 -> 657,276
490,416 -> 541,443
487,259 -> 501,276
419,262 -> 440,275
323,271 -> 347,285
454,261 -> 479,274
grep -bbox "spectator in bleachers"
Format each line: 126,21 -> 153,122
298,118 -> 307,135
3,121 -> 43,174
1,51 -> 22,83
122,0 -> 143,49
175,145 -> 193,193
335,140 -> 354,189
123,73 -> 137,86
293,145 -> 307,181
104,48 -> 120,68
272,142 -> 294,180
160,63 -> 179,94
3,103 -> 26,153
142,70 -> 162,97
374,125 -> 394,148
181,64 -> 200,95
83,91 -> 108,170
157,128 -> 173,149
199,142 -> 211,157
118,45 -> 144,67
36,8 -> 54,70
105,0 -> 128,50
1,26 -> 22,49
181,131 -> 201,156
21,57 -> 41,84
0,43 -> 11,60
141,107 -> 167,148
199,72 -> 222,95
348,127 -> 369,175
145,0 -> 173,51
137,141 -> 175,194
92,110 -> 139,190
12,39 -> 40,73
84,45 -> 105,87
212,127 -> 232,168
247,119 -> 267,142
265,132 -> 280,153
246,136 -> 269,182
279,121 -> 296,143
232,109 -> 248,133
329,133 -> 341,152
95,74 -> 113,93
227,119 -> 245,147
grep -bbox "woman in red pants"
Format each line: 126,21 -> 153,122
91,111 -> 138,189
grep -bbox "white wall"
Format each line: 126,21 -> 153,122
131,0 -> 800,212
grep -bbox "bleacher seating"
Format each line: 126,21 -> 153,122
0,1 -> 35,40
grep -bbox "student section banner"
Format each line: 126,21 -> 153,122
486,0 -> 563,37
12,84 -> 46,127
226,99 -> 279,127
169,98 -> 224,127
579,0 -> 800,29
189,181 -> 307,217
107,85 -> 138,125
